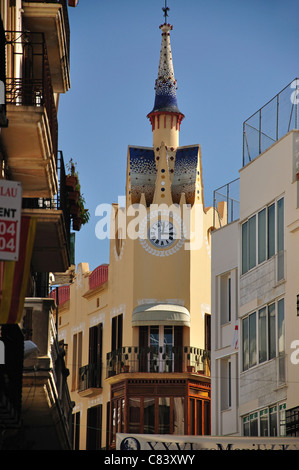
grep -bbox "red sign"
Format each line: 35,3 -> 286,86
0,180 -> 22,261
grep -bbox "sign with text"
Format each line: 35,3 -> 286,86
0,180 -> 22,261
117,433 -> 299,451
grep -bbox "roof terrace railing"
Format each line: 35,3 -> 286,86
213,177 -> 240,229
243,78 -> 299,166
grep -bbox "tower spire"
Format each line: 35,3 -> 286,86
147,3 -> 184,148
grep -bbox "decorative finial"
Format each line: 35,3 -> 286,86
162,0 -> 170,24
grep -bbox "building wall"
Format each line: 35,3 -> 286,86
211,129 -> 299,438
211,220 -> 239,436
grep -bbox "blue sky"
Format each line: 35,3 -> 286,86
58,0 -> 299,271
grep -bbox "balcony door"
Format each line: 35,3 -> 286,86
139,325 -> 182,373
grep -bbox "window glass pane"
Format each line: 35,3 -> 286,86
144,398 -> 155,434
150,326 -> 159,372
228,277 -> 231,322
277,198 -> 284,252
268,304 -> 276,359
189,398 -> 195,434
243,317 -> 249,370
243,417 -> 250,436
249,216 -> 256,270
249,312 -> 257,368
278,299 -> 285,355
268,204 -> 275,258
250,413 -> 258,436
258,209 -> 266,264
242,222 -> 248,274
173,397 -> 184,435
159,397 -> 170,434
258,307 -> 267,363
260,409 -> 268,437
164,326 -> 173,372
196,400 -> 202,435
204,401 -> 210,435
270,406 -> 277,436
128,398 -> 140,433
279,404 -> 286,437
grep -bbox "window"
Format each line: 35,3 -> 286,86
243,404 -> 286,437
88,323 -> 102,388
71,411 -> 80,450
242,298 -> 284,371
139,325 -> 183,373
86,405 -> 102,450
242,198 -> 284,275
242,215 -> 256,274
128,396 -> 185,435
111,314 -> 123,351
72,331 -> 82,390
220,358 -> 232,410
220,274 -> 232,324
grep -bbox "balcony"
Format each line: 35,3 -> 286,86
89,264 -> 109,291
1,31 -> 58,198
49,284 -> 70,306
78,363 -> 102,397
106,346 -> 210,378
22,0 -> 71,93
22,151 -> 71,273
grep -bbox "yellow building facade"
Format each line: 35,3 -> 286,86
57,18 -> 223,450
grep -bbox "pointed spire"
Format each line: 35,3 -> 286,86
149,22 -> 182,115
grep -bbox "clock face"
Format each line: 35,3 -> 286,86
148,220 -> 177,248
139,210 -> 185,257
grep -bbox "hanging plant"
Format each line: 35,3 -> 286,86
66,159 -> 90,228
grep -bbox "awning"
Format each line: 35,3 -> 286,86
132,303 -> 190,327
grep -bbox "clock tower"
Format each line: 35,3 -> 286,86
106,8 -> 224,444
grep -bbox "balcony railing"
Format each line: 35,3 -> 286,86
213,178 -> 240,229
106,346 -> 210,378
89,264 -> 109,290
49,285 -> 70,306
5,31 -> 58,161
243,78 -> 299,166
78,363 -> 102,392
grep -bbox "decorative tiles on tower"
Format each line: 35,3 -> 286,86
127,144 -> 201,207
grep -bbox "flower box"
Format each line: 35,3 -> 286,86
68,190 -> 79,203
73,216 -> 82,231
65,175 -> 78,191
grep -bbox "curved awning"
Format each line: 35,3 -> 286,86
132,303 -> 190,327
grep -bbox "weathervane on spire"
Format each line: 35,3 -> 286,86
162,0 -> 170,23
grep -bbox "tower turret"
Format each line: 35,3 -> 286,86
147,19 -> 184,150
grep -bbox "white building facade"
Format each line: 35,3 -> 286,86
211,79 -> 299,438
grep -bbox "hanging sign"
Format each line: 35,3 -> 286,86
0,180 -> 22,261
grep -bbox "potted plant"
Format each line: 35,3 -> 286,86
66,159 -> 90,231
65,159 -> 78,190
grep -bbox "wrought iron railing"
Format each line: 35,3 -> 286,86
243,78 -> 299,166
5,31 -> 58,161
79,363 -> 102,391
106,345 -> 210,378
